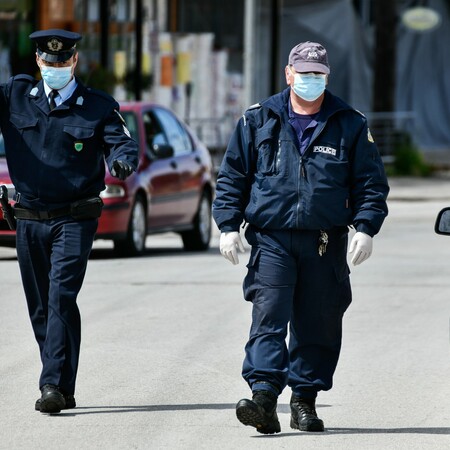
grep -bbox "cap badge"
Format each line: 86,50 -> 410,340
47,38 -> 63,52
307,50 -> 319,60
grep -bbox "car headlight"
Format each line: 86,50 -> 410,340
100,184 -> 126,199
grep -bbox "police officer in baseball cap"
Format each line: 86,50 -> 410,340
0,29 -> 138,414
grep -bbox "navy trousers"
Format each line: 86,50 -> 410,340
16,216 -> 98,394
242,226 -> 352,399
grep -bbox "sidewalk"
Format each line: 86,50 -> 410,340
388,175 -> 450,201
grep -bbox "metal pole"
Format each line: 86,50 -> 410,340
100,0 -> 109,69
244,0 -> 255,108
134,0 -> 143,100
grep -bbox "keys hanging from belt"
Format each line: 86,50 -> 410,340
318,230 -> 328,256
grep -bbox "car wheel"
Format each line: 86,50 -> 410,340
114,195 -> 147,257
181,191 -> 211,251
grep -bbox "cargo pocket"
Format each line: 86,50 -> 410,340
63,125 -> 95,159
9,113 -> 39,145
243,246 -> 261,302
333,262 -> 352,313
255,128 -> 278,175
10,113 -> 38,131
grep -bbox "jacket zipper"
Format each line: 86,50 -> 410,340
275,140 -> 281,174
297,156 -> 303,228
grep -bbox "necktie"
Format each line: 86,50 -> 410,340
48,90 -> 58,110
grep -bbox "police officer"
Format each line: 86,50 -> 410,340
213,42 -> 389,434
0,29 -> 138,413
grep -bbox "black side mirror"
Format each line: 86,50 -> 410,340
150,143 -> 174,160
435,207 -> 450,235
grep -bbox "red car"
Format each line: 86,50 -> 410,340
0,102 -> 215,256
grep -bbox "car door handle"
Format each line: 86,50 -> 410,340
170,160 -> 178,169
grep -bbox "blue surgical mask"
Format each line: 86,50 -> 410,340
40,65 -> 73,90
292,73 -> 326,102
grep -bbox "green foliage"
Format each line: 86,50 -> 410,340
386,132 -> 432,177
78,64 -> 117,95
123,70 -> 153,95
78,65 -> 153,98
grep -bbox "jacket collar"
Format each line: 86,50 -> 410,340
260,88 -> 353,122
28,77 -> 87,114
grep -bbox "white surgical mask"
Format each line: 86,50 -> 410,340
40,65 -> 73,90
292,73 -> 326,102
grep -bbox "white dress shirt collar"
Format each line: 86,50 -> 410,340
43,77 -> 78,106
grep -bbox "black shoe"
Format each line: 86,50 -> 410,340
236,391 -> 281,434
36,384 -> 66,413
35,393 -> 76,411
290,395 -> 324,432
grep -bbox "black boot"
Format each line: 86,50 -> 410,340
236,390 -> 281,434
38,384 -> 66,414
35,393 -> 76,411
290,395 -> 324,432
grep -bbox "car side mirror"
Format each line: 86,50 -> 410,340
435,208 -> 450,235
150,143 -> 174,160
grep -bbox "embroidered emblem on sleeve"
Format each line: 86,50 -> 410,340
114,109 -> 131,137
114,109 -> 126,124
367,128 -> 375,143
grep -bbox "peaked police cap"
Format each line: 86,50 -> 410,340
29,29 -> 82,63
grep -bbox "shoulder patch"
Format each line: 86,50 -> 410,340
247,103 -> 261,111
13,74 -> 35,83
115,110 -> 131,137
114,109 -> 126,125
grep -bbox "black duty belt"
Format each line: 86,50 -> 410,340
14,205 -> 71,220
13,197 -> 103,221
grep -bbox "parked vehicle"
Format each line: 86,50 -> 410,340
0,102 -> 215,256
435,208 -> 450,236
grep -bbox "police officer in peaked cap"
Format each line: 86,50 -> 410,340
0,29 -> 138,413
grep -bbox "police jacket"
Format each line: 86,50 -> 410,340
213,88 -> 389,237
0,75 -> 138,210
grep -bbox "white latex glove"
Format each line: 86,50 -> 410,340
348,231 -> 373,266
220,231 -> 245,265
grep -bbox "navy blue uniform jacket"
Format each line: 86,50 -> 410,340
0,75 -> 138,210
213,88 -> 389,237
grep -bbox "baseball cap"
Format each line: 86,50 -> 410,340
29,29 -> 82,63
288,41 -> 330,74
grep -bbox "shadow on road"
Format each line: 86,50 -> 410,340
57,403 -> 235,417
263,428 -> 450,437
326,427 -> 450,435
49,404 -> 450,436
89,246 -> 219,260
0,246 -> 221,261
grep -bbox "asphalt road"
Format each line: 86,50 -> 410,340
1,178 -> 450,449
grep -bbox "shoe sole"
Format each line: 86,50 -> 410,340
236,399 -> 281,434
39,398 -> 65,414
35,399 -> 76,411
